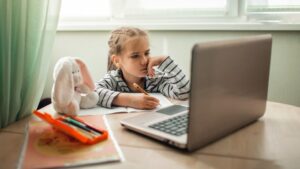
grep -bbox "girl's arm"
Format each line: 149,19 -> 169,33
95,73 -> 120,108
96,73 -> 159,109
148,56 -> 190,100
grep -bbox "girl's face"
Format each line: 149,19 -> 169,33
116,36 -> 150,79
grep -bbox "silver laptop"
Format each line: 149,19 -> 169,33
120,34 -> 272,151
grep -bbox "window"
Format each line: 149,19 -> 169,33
58,0 -> 300,30
247,0 -> 300,23
113,0 -> 228,19
60,0 -> 229,20
60,0 -> 110,21
248,0 -> 300,12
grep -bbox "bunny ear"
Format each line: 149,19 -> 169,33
75,58 -> 95,90
53,58 -> 74,107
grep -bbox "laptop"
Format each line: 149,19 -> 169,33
120,34 -> 272,151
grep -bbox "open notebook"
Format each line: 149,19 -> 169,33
78,93 -> 173,116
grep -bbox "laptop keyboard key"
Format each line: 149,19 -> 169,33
149,114 -> 188,136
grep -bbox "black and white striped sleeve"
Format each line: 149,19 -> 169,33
157,56 -> 190,100
95,73 -> 120,108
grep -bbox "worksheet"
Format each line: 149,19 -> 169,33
77,93 -> 173,116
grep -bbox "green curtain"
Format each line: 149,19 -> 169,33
0,0 -> 61,128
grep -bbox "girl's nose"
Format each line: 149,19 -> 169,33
141,55 -> 148,65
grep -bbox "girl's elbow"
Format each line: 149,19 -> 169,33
178,93 -> 189,100
171,92 -> 189,100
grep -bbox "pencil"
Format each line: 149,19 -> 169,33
59,120 -> 96,139
133,83 -> 161,106
133,83 -> 149,95
62,117 -> 100,136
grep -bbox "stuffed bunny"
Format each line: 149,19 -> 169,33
51,56 -> 99,116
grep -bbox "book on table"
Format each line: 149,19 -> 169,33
18,114 -> 123,169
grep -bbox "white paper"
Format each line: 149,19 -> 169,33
78,106 -> 127,116
77,93 -> 173,116
127,93 -> 173,113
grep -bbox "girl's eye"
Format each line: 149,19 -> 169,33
145,52 -> 150,56
131,54 -> 139,58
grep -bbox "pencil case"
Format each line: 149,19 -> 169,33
33,110 -> 108,145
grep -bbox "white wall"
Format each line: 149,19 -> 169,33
44,30 -> 300,107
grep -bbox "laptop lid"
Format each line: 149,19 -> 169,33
187,34 -> 272,151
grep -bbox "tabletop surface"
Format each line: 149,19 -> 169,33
1,101 -> 300,169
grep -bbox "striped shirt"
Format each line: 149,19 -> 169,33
95,56 -> 190,108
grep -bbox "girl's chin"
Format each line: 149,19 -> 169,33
140,70 -> 148,76
138,73 -> 148,77
131,72 -> 147,78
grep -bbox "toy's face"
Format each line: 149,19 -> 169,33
72,63 -> 82,86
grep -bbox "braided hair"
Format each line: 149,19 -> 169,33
107,27 -> 148,71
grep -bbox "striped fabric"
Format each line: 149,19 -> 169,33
95,56 -> 190,108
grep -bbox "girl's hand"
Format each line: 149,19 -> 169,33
147,56 -> 168,78
113,93 -> 160,110
128,93 -> 160,110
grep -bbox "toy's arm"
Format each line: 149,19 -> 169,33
75,59 -> 95,90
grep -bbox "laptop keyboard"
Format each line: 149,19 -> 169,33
148,114 -> 188,136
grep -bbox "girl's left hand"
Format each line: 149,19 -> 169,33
147,56 -> 167,77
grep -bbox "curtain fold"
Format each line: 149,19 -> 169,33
0,0 -> 61,128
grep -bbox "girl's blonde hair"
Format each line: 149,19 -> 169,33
107,27 -> 148,70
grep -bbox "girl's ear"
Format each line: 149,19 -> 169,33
53,58 -> 74,107
111,54 -> 118,64
111,55 -> 120,69
75,58 -> 95,90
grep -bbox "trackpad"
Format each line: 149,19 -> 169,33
157,105 -> 188,115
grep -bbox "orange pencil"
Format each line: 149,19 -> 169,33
133,83 -> 149,95
133,83 -> 161,106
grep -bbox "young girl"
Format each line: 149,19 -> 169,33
96,27 -> 190,109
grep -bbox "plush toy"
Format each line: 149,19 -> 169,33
51,56 -> 99,116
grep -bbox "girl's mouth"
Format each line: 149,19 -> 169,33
141,67 -> 147,71
141,68 -> 148,74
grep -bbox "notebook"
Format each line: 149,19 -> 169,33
18,114 -> 124,169
78,93 -> 173,116
120,34 -> 272,151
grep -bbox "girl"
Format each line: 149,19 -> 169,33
96,27 -> 190,109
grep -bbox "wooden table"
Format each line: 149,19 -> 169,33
1,101 -> 300,169
97,101 -> 300,169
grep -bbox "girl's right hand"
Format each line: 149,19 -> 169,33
128,93 -> 160,110
113,93 -> 160,110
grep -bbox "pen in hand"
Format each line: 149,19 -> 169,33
133,83 -> 149,95
133,83 -> 161,106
